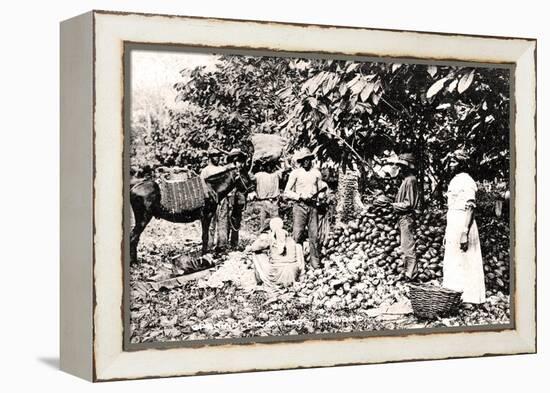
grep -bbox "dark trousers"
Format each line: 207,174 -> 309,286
399,215 -> 417,278
229,204 -> 242,249
228,192 -> 245,249
293,203 -> 320,268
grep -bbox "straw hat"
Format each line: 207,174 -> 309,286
207,147 -> 221,157
397,153 -> 416,169
293,147 -> 315,162
386,153 -> 416,169
227,148 -> 246,160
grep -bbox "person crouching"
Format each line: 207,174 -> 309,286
247,218 -> 305,290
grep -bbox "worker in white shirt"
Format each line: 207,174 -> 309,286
284,148 -> 323,269
200,147 -> 224,179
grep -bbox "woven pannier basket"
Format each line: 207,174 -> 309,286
158,176 -> 206,214
409,284 -> 463,319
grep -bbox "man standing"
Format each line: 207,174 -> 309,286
249,160 -> 286,233
200,148 -> 225,250
388,153 -> 420,280
200,148 -> 224,179
284,148 -> 323,269
225,148 -> 248,250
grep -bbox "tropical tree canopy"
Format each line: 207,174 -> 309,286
130,53 -> 510,205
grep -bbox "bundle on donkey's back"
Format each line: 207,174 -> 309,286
129,149 -> 252,263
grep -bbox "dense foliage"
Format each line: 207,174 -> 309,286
130,53 -> 510,205
128,54 -> 512,342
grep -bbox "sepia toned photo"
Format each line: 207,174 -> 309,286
59,11 -> 536,380
126,47 -> 513,346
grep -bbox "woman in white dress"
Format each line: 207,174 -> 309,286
442,149 -> 486,304
248,218 -> 305,290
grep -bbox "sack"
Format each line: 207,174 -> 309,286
251,133 -> 286,163
156,166 -> 195,182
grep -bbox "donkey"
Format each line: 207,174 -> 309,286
129,164 -> 253,263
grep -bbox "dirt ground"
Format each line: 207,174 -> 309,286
128,204 -> 510,344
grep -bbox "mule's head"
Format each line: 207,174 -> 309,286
224,142 -> 258,194
234,164 -> 254,194
203,152 -> 254,199
230,152 -> 254,195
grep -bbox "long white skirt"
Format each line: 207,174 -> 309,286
252,244 -> 305,290
442,210 -> 486,304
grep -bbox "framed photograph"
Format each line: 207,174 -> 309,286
60,10 -> 536,382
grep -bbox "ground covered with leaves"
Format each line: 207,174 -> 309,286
129,205 -> 511,344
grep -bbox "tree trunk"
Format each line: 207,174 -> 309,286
416,127 -> 426,209
335,166 -> 364,225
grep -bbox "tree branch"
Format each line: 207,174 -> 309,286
319,129 -> 374,172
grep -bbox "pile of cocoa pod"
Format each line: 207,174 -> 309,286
292,204 -> 511,312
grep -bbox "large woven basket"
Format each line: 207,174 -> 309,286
158,176 -> 206,214
409,284 -> 462,319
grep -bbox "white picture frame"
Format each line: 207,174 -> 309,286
60,10 -> 536,382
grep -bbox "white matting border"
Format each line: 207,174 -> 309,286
92,11 -> 536,381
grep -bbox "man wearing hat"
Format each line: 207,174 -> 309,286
224,148 -> 248,250
226,148 -> 247,167
200,147 -> 225,250
284,148 -> 323,269
200,147 -> 224,179
388,153 -> 420,280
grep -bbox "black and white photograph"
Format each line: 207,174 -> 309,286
126,47 -> 512,345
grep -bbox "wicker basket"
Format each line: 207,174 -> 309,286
409,284 -> 463,319
158,176 -> 206,214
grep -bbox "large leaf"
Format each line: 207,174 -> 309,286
427,65 -> 437,78
346,75 -> 362,90
306,97 -> 319,110
457,70 -> 475,94
426,77 -> 449,99
447,79 -> 458,93
317,103 -> 329,116
276,86 -> 293,100
392,63 -> 402,73
339,82 -> 348,96
350,78 -> 367,96
320,116 -> 336,133
346,63 -> 360,73
302,72 -> 328,95
323,73 -> 340,95
359,82 -> 375,102
301,76 -> 314,94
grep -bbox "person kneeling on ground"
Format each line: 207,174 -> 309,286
246,218 -> 305,290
